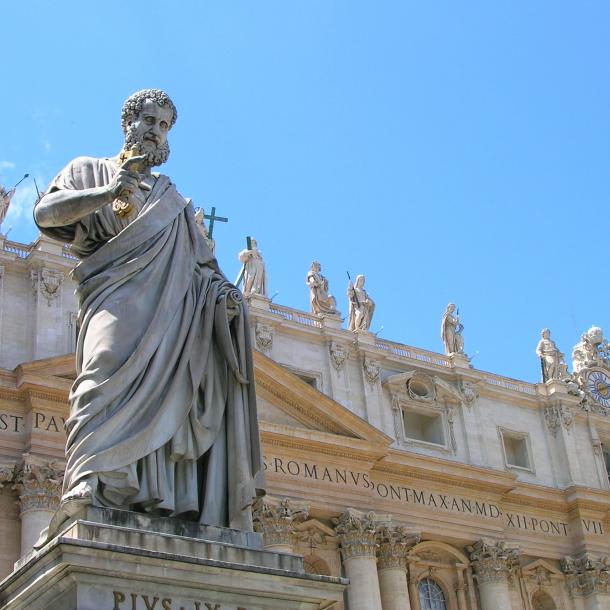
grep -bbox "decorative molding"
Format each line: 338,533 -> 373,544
363,358 -> 380,385
0,463 -> 16,489
253,496 -> 309,548
467,540 -> 521,585
329,341 -> 348,371
376,525 -> 420,570
561,554 -> 610,597
13,457 -> 64,513
31,267 -> 64,306
255,323 -> 273,352
333,508 -> 389,560
544,403 -> 574,436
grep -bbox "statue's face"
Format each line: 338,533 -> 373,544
542,330 -> 550,339
128,99 -> 173,153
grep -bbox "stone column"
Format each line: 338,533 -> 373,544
455,567 -> 469,610
253,496 -> 309,553
407,574 -> 421,610
334,508 -> 384,610
376,526 -> 420,610
467,540 -> 520,610
13,459 -> 64,555
561,554 -> 610,610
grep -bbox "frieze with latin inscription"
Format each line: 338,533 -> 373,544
264,455 -> 604,538
0,410 -> 66,434
112,592 -> 250,610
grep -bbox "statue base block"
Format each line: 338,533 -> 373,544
0,507 -> 346,610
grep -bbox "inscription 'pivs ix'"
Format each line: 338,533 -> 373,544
112,592 -> 249,610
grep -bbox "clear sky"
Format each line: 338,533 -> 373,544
2,1 -> 609,382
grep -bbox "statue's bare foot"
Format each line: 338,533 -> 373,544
61,480 -> 93,516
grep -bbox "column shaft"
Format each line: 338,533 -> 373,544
378,567 -> 411,610
344,556 -> 383,610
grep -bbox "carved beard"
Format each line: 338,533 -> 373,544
123,124 -> 171,167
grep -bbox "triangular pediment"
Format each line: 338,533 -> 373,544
254,350 -> 392,445
522,558 -> 563,578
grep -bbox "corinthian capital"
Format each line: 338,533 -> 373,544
333,508 -> 389,560
467,540 -> 521,584
13,458 -> 64,513
253,496 -> 309,548
376,525 -> 420,570
561,553 -> 610,597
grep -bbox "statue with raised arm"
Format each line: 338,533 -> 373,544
536,328 -> 568,382
306,261 -> 338,315
441,303 -> 465,355
347,274 -> 375,332
34,89 -> 264,540
238,237 -> 267,297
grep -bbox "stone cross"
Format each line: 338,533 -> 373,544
203,206 -> 228,238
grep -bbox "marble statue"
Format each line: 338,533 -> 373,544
347,275 -> 375,332
194,207 -> 215,252
306,261 -> 338,315
238,238 -> 268,297
441,303 -> 465,355
536,329 -> 568,382
34,89 -> 264,538
572,326 -> 610,375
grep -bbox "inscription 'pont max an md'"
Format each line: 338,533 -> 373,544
263,455 -> 602,538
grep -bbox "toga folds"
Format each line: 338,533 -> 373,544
36,157 -> 265,531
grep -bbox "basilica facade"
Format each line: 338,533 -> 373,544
2,233 -> 610,610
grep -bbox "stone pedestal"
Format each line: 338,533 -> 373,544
0,507 -> 346,610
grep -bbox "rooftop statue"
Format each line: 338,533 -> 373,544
306,260 -> 338,316
347,274 -> 375,332
536,328 -> 569,382
572,326 -> 610,375
441,303 -> 465,356
238,237 -> 268,297
194,207 -> 216,252
34,89 -> 264,539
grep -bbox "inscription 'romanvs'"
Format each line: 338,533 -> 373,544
264,456 -> 604,539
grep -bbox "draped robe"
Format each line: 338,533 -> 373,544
37,156 -> 264,531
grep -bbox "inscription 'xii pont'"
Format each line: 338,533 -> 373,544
112,592 -> 249,610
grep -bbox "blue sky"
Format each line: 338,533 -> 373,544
2,1 -> 609,382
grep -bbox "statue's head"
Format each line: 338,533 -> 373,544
541,328 -> 551,339
121,89 -> 177,167
446,303 -> 456,313
251,238 -> 258,249
355,275 -> 365,288
311,261 -> 321,272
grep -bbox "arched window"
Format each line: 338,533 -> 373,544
418,578 -> 448,610
531,590 -> 557,610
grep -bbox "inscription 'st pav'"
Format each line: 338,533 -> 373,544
34,89 -> 265,542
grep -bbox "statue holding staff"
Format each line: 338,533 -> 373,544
347,274 -> 375,332
441,303 -> 465,355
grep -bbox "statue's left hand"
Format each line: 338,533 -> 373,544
227,302 -> 240,321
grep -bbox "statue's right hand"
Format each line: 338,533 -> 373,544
107,155 -> 147,200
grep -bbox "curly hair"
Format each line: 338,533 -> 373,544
121,89 -> 177,133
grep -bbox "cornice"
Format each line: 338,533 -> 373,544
260,422 -> 388,464
375,449 -> 518,496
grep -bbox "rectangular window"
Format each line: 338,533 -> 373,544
403,410 -> 445,446
501,431 -> 532,470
